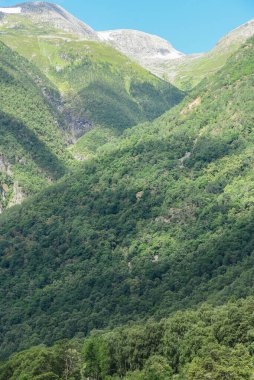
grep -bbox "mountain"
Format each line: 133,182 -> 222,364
95,18 -> 254,91
97,18 -> 254,91
2,3 -> 254,378
1,2 -> 253,93
1,32 -> 254,360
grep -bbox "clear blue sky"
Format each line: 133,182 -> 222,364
1,0 -> 254,53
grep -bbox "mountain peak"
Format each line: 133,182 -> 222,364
0,2 -> 97,38
98,29 -> 184,65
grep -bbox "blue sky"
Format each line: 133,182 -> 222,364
1,0 -> 254,53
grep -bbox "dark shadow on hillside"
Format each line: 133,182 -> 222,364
0,111 -> 66,179
76,81 -> 141,130
0,67 -> 17,85
74,79 -> 185,132
130,81 -> 185,120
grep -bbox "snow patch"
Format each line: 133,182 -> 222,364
0,7 -> 21,14
98,31 -> 114,41
150,51 -> 183,60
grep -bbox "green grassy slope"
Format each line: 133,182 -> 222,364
162,49 -> 234,90
1,36 -> 254,358
0,41 -> 72,211
0,18 -> 184,150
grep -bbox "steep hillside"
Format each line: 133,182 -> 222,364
0,2 -> 185,206
1,35 -> 254,359
0,41 -> 71,211
0,2 -> 184,148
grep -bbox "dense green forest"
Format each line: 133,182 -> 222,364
1,33 -> 254,364
1,298 -> 254,379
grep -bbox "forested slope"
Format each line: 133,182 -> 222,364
1,298 -> 254,379
1,36 -> 254,359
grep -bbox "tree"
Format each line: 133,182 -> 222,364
143,355 -> 173,380
186,344 -> 254,380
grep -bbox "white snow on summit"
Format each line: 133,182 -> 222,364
0,7 -> 21,14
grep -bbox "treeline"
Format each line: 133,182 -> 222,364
1,298 -> 254,379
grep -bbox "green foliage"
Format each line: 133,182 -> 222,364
0,341 -> 81,380
82,336 -> 110,379
2,298 -> 254,379
143,355 -> 173,380
186,344 -> 253,380
81,299 -> 254,379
